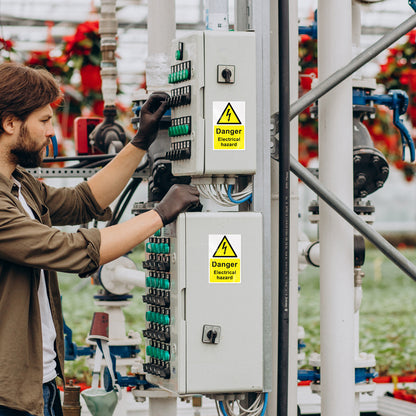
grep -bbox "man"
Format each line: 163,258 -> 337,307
0,62 -> 199,416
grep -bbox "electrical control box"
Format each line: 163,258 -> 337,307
166,31 -> 256,177
142,212 -> 263,394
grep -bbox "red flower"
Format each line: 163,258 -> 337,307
92,100 -> 104,116
300,34 -> 312,43
80,64 -> 102,93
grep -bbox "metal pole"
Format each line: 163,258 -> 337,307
146,0 -> 176,92
252,0 -> 273,404
318,1 -> 355,415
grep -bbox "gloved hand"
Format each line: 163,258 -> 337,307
131,91 -> 170,150
154,184 -> 200,226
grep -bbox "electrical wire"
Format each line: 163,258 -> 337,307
107,177 -> 142,226
227,185 -> 252,204
216,393 -> 268,416
196,182 -> 253,207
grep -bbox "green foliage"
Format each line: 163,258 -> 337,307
299,248 -> 416,376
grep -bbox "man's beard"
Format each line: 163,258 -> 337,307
10,124 -> 47,168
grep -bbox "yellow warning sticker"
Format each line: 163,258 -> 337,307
209,234 -> 241,283
213,102 -> 245,150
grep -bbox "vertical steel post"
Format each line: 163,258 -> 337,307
252,0 -> 273,407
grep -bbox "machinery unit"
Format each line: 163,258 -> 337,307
142,212 -> 263,394
166,31 -> 257,177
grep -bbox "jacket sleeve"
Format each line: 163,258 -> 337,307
0,200 -> 102,277
37,179 -> 112,226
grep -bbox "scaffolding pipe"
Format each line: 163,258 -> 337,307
289,155 -> 416,280
277,12 -> 416,127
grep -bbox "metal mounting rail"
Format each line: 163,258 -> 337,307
27,168 -> 101,178
27,167 -> 148,179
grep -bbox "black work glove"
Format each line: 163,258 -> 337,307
154,184 -> 200,226
131,91 -> 170,150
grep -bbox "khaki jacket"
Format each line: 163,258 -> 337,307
0,167 -> 111,416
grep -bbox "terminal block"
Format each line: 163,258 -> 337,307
142,212 -> 263,394
142,234 -> 173,381
168,31 -> 256,176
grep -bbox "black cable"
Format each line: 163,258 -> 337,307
107,178 -> 142,226
78,158 -> 113,169
277,0 -> 290,414
113,178 -> 142,225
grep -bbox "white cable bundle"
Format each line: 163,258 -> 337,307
196,183 -> 253,207
215,393 -> 266,416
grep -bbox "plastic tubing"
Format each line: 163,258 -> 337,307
227,185 -> 252,204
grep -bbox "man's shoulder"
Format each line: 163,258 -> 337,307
13,167 -> 41,187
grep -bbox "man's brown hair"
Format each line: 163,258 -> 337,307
0,62 -> 61,135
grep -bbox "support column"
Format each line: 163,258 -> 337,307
146,0 -> 176,92
318,0 -> 355,415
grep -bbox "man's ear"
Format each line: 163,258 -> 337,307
2,115 -> 19,135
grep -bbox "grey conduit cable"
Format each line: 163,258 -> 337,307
277,0 -> 290,414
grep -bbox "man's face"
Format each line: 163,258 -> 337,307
10,105 -> 54,168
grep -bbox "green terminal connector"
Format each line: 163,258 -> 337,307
169,124 -> 191,137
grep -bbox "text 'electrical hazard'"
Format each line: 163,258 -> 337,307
213,102 -> 245,150
209,235 -> 241,283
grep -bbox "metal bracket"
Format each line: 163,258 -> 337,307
270,112 -> 279,160
27,167 -> 149,179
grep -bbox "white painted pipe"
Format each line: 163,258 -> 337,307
318,1 -> 355,416
113,267 -> 146,288
146,0 -> 176,92
299,241 -> 320,268
144,5 -> 177,416
354,286 -> 362,314
99,257 -> 145,295
149,397 -> 177,416
352,3 -> 363,411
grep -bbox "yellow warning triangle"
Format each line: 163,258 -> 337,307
217,103 -> 241,125
212,236 -> 237,258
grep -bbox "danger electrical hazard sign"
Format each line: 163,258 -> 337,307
209,234 -> 241,283
213,101 -> 245,150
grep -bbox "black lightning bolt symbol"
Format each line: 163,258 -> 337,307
226,108 -> 232,122
222,241 -> 228,255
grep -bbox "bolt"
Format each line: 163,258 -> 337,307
353,155 -> 362,164
355,174 -> 366,185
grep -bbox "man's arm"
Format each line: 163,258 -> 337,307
87,143 -> 146,209
98,184 -> 200,264
87,92 -> 169,210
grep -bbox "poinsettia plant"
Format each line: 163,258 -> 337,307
298,34 -> 318,167
26,50 -> 73,82
62,20 -> 103,113
298,31 -> 416,180
0,37 -> 17,62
